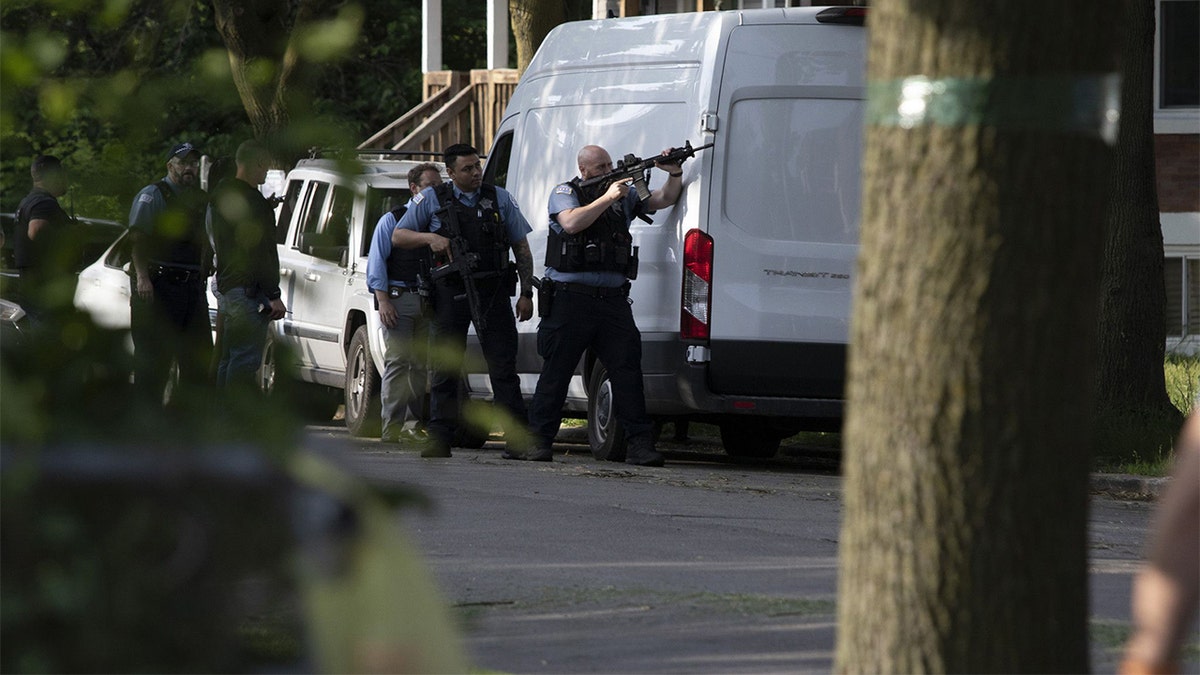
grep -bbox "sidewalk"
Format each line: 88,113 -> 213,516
1091,473 -> 1169,501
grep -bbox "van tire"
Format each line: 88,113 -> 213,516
719,419 -> 782,458
345,325 -> 382,438
587,364 -> 627,461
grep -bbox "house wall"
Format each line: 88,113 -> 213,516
1156,134 -> 1200,213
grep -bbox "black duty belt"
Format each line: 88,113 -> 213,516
553,281 -> 630,298
388,286 -> 421,298
151,264 -> 203,284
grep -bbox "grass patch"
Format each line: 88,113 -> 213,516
1165,354 -> 1200,415
1091,619 -> 1200,662
471,586 -> 835,620
1097,449 -> 1177,476
1090,619 -> 1132,652
1094,356 -> 1198,475
237,612 -> 304,664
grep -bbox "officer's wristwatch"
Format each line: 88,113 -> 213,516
520,289 -> 534,299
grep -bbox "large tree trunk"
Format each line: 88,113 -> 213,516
509,0 -> 563,76
211,0 -> 318,141
836,1 -> 1120,672
1094,0 -> 1183,459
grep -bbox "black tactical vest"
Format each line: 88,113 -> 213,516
149,180 -> 208,267
431,182 -> 511,276
386,205 -> 431,285
545,179 -> 637,277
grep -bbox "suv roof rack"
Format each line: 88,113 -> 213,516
305,148 -> 446,160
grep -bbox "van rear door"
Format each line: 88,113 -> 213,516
704,21 -> 864,399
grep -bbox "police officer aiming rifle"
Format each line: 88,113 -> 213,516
511,142 -> 700,466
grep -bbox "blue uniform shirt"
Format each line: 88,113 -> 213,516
128,176 -> 180,234
128,175 -> 204,270
395,183 -> 531,245
545,181 -> 644,288
367,207 -> 408,293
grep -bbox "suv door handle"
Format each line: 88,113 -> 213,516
305,273 -> 319,282
280,268 -> 292,278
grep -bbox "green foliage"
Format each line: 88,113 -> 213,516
1,0 -> 494,220
1,2 -> 488,670
1,0 -> 251,219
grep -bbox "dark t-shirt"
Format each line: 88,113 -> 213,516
210,177 -> 281,299
14,187 -> 71,271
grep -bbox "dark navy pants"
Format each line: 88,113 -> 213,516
526,286 -> 652,449
428,277 -> 527,446
130,274 -> 212,405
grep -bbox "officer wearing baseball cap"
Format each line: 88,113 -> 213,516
127,140 -> 213,406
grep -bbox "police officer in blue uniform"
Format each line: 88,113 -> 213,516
128,141 -> 213,405
367,162 -> 443,444
517,145 -> 684,466
391,144 -> 536,458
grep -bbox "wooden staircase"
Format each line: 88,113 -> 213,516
358,69 -> 519,156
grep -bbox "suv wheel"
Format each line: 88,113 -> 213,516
257,334 -> 277,395
344,325 -> 382,437
587,364 -> 627,461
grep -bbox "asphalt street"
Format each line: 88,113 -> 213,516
304,425 -> 1186,674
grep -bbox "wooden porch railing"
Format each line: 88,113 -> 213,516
358,69 -> 520,157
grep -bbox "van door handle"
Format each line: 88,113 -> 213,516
305,273 -> 319,282
280,268 -> 292,278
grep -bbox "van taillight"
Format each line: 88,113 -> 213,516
682,229 -> 713,341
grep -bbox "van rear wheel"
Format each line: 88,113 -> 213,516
587,364 -> 627,461
345,325 -> 382,438
719,419 -> 783,458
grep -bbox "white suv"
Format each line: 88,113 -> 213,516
271,152 -> 489,444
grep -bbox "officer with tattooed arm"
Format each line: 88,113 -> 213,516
391,143 -> 535,458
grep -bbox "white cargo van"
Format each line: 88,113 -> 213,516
474,6 -> 866,459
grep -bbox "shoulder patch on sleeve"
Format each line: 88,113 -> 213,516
138,193 -> 155,204
411,192 -> 425,205
553,185 -> 573,195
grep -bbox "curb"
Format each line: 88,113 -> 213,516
1090,473 -> 1169,501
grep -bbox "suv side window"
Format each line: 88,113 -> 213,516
276,179 -> 304,245
297,181 -> 331,250
326,185 -> 353,251
362,187 -> 410,257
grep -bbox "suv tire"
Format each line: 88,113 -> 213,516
587,363 -> 627,462
345,325 -> 382,438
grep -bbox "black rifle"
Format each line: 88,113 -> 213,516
429,204 -> 488,332
579,140 -> 714,203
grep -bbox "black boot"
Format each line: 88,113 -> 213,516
625,434 -> 664,467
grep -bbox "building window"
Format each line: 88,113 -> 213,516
1160,0 -> 1200,109
1165,256 -> 1200,338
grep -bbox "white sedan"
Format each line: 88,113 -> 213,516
73,230 -> 219,335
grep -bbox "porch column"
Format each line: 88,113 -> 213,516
487,0 -> 509,69
422,0 -> 442,73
